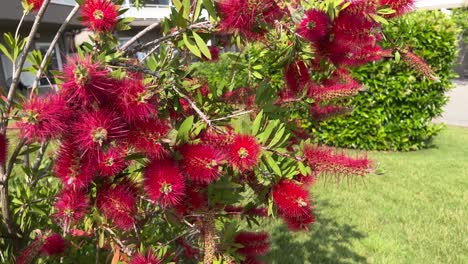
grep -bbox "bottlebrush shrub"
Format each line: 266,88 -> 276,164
1,0 -> 432,263
315,10 -> 459,151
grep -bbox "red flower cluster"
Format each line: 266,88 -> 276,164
54,188 -> 89,225
179,144 -> 225,183
144,159 -> 186,207
278,60 -> 311,101
304,145 -> 372,177
228,134 -> 261,171
297,9 -> 329,43
81,0 -> 119,32
26,0 -> 45,12
41,233 -> 67,256
130,250 -> 161,264
18,94 -> 69,142
97,182 -> 138,230
17,232 -> 66,264
234,232 -> 270,263
272,180 -> 315,231
217,0 -> 284,40
380,0 -> 415,17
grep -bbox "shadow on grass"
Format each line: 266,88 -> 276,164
264,200 -> 367,264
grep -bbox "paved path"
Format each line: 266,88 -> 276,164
434,79 -> 468,127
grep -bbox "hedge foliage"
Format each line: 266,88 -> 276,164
193,10 -> 459,151
314,10 -> 459,151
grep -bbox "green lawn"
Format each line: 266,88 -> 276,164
265,126 -> 468,264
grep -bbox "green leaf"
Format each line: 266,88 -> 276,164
202,0 -> 217,20
172,0 -> 182,10
395,50 -> 401,63
263,152 -> 282,176
251,110 -> 264,135
0,44 -> 13,62
193,0 -> 203,21
177,115 -> 194,142
252,71 -> 263,79
258,120 -> 279,144
19,145 -> 41,156
369,14 -> 389,25
193,31 -> 211,59
267,126 -> 285,148
183,33 -> 201,57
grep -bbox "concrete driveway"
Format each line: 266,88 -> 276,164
434,79 -> 468,127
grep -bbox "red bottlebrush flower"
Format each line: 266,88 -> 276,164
272,180 -> 311,217
61,55 -> 113,106
217,0 -> 284,40
54,188 -> 89,225
175,184 -> 208,215
81,0 -> 119,32
272,180 -> 315,231
130,250 -> 161,264
54,141 -> 94,189
284,61 -> 310,92
279,60 -> 310,101
144,159 -> 186,207
234,232 -> 270,256
281,209 -> 315,231
17,239 -> 42,264
200,127 -> 235,148
304,145 -> 372,177
379,0 -> 414,17
18,94 -> 69,142
223,87 -> 256,108
332,13 -> 377,44
117,74 -> 158,122
0,134 -> 7,165
128,119 -> 170,159
401,50 -> 438,81
176,238 -> 200,259
294,174 -> 316,187
179,144 -> 225,183
97,146 -> 128,177
310,103 -> 352,121
307,81 -> 361,101
297,9 -> 329,42
97,182 -> 137,230
74,110 -> 127,155
203,46 -> 220,61
341,0 -> 378,16
26,0 -> 45,12
41,233 -> 66,256
228,134 -> 261,171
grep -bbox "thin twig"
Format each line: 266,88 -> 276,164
31,141 -> 49,174
7,138 -> 27,178
172,85 -> 212,126
262,146 -> 305,162
14,11 -> 27,40
102,227 -> 133,256
210,110 -> 254,122
30,4 -> 80,97
119,21 -> 162,51
126,21 -> 212,56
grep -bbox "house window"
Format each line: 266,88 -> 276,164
145,0 -> 170,6
51,0 -> 76,6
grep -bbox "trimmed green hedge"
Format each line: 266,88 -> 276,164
314,10 -> 459,151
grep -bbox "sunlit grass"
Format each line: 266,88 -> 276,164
265,126 -> 468,264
